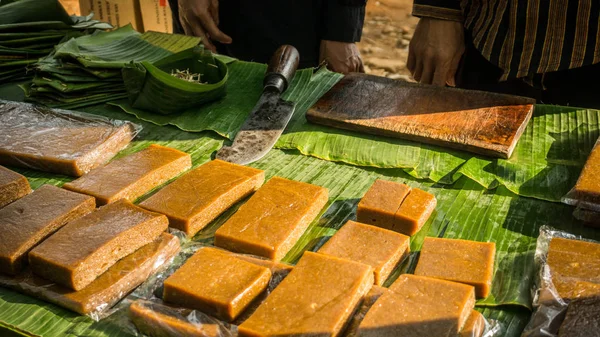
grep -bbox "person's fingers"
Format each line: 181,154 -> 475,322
446,55 -> 462,86
198,12 -> 232,44
210,0 -> 219,26
407,45 -> 416,74
189,18 -> 215,51
412,60 -> 424,82
179,9 -> 193,35
420,61 -> 435,84
357,58 -> 365,73
432,65 -> 448,86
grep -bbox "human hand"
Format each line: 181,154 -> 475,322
178,0 -> 232,52
407,17 -> 465,86
319,40 -> 365,74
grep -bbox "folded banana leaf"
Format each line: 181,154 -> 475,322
54,25 -> 200,68
24,27 -> 201,109
0,0 -> 72,26
122,46 -> 228,115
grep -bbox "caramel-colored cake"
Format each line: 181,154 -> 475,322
238,251 -> 373,337
358,274 -> 475,337
0,185 -> 94,275
459,310 -> 486,337
0,101 -> 136,176
546,237 -> 600,301
0,233 -> 179,315
140,159 -> 264,236
163,247 -> 271,322
214,177 -> 328,260
318,220 -> 410,285
571,142 -> 600,206
414,237 -> 496,298
0,165 -> 30,208
130,300 -> 223,337
357,180 -> 411,229
29,200 -> 168,290
393,188 -> 437,236
63,144 -> 191,205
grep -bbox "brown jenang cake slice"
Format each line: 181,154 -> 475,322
0,165 -> 31,208
0,101 -> 137,177
317,220 -> 410,285
0,233 -> 179,315
63,144 -> 192,205
215,177 -> 328,260
130,300 -> 223,337
163,247 -> 271,322
414,237 -> 496,298
358,274 -> 476,337
29,200 -> 168,291
0,185 -> 95,275
140,159 -> 264,236
356,179 -> 411,229
238,251 -> 373,337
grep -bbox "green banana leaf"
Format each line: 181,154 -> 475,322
111,62 -> 598,203
0,0 -> 72,26
54,26 -> 200,69
31,76 -> 119,93
122,46 -> 228,115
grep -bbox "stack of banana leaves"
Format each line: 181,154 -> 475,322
0,0 -> 111,83
22,25 -> 202,110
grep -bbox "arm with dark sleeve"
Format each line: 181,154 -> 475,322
322,0 -> 367,43
412,0 -> 464,22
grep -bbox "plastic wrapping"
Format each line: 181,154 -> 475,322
562,137 -> 600,212
521,226 -> 600,337
0,232 -> 180,321
344,285 -> 501,337
120,242 -> 293,336
0,100 -> 141,176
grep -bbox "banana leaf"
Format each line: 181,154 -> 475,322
122,46 -> 228,115
54,26 -> 200,69
32,76 -> 119,93
0,0 -> 72,26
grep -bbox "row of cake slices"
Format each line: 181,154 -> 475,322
0,144 -> 496,337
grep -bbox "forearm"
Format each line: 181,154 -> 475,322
412,0 -> 464,22
322,0 -> 367,43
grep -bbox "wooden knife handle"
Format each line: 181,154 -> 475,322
264,45 -> 300,93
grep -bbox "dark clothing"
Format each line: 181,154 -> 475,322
169,0 -> 367,68
413,0 -> 600,81
458,33 -> 600,108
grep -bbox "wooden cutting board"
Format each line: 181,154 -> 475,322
306,73 -> 535,158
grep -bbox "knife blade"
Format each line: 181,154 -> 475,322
216,45 -> 300,165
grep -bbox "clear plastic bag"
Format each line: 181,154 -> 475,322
562,137 -> 600,212
0,100 -> 141,176
0,232 -> 180,321
344,286 -> 502,337
521,226 -> 600,337
120,241 -> 293,336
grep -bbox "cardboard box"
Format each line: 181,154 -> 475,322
79,0 -> 144,32
138,0 -> 173,33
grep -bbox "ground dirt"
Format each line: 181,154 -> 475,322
359,0 -> 417,80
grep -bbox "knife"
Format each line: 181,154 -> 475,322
216,45 -> 300,165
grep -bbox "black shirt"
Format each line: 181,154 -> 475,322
169,0 -> 367,68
